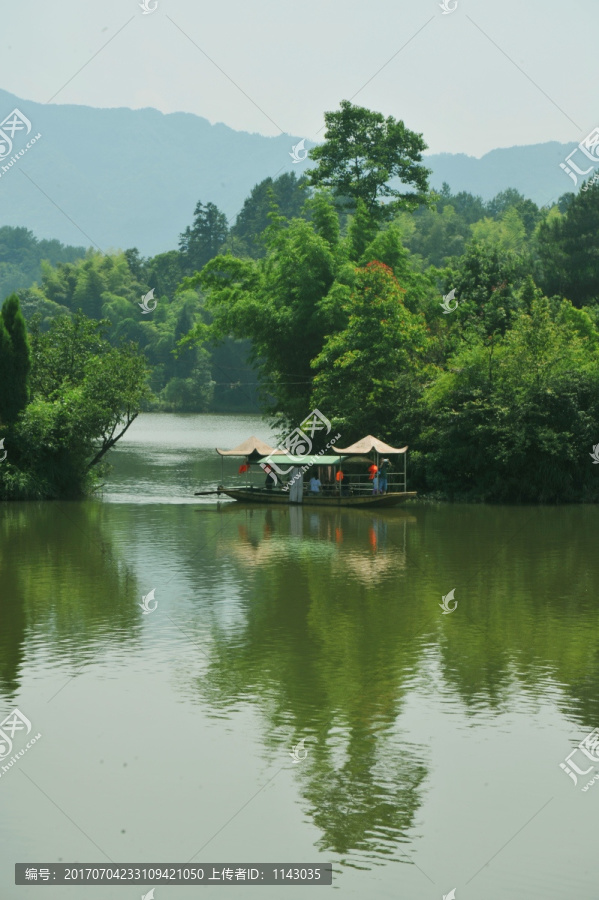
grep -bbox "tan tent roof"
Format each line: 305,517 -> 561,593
335,435 -> 408,455
216,435 -> 286,457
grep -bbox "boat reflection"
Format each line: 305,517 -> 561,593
218,504 -> 417,582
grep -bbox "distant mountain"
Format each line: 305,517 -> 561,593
0,89 -> 582,256
426,144 -> 576,208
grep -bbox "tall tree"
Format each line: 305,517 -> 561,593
173,301 -> 197,379
347,199 -> 379,261
0,294 -> 31,423
311,261 -> 429,438
181,216 -> 339,426
436,187 -> 487,224
485,189 -> 540,235
179,201 -> 228,275
445,242 -> 524,338
72,263 -> 105,319
145,250 -> 183,298
229,173 -> 309,258
123,247 -> 145,281
0,316 -> 13,426
536,181 -> 599,306
307,100 -> 431,219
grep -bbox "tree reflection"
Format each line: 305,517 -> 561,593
0,503 -> 139,701
191,506 -> 428,864
187,503 -> 599,862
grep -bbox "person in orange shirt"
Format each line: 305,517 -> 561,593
368,464 -> 379,494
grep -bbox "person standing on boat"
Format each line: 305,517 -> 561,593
368,463 -> 379,494
378,458 -> 390,493
309,475 -> 321,495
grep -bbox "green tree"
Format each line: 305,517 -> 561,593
400,202 -> 470,267
307,100 -> 431,219
179,201 -> 229,275
436,187 -> 487,224
347,199 -> 379,261
418,295 -> 599,501
444,242 -> 524,338
7,313 -> 151,498
144,250 -> 183,298
311,261 -> 429,438
536,181 -> 599,306
24,249 -> 230,414
182,215 -> 339,426
123,247 -> 145,280
0,294 -> 31,424
557,192 -> 575,214
485,189 -> 540,234
229,172 -> 309,258
302,191 -> 340,248
470,208 -> 527,254
0,316 -> 13,425
0,226 -> 86,302
72,262 -> 105,319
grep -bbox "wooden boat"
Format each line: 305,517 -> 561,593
213,487 -> 416,508
195,434 -> 417,509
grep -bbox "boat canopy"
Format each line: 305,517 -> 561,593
257,454 -> 344,466
335,435 -> 408,455
216,436 -> 286,457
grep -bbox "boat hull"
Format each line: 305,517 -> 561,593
214,489 -> 417,508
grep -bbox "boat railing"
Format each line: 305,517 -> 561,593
301,473 -> 408,496
232,470 -> 408,495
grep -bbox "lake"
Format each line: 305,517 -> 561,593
1,413 -> 598,899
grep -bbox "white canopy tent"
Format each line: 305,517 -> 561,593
334,435 -> 407,456
334,435 -> 408,493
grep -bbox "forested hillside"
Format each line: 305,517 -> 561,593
179,103 -> 599,503
0,226 -> 86,300
2,100 -> 598,502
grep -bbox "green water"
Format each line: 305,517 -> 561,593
1,414 -> 598,899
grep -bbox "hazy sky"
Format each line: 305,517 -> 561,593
1,0 -> 597,157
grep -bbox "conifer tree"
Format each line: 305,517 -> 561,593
0,317 -> 13,425
0,294 -> 31,423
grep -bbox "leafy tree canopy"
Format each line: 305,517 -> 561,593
307,100 -> 431,219
179,201 -> 229,275
536,180 -> 599,306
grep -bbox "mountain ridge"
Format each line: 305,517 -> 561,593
0,88 -> 580,255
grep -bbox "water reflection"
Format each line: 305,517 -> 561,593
223,504 -> 416,582
0,503 -> 140,701
3,475 -> 599,877
185,502 -> 599,865
192,505 -> 428,864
